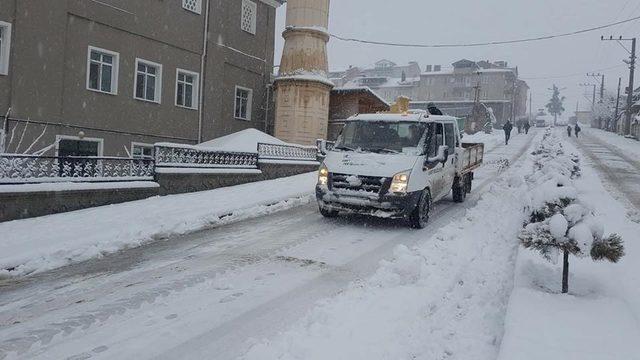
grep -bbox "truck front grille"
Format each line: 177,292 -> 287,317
331,173 -> 388,197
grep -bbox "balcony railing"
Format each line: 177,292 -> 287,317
257,143 -> 318,162
0,154 -> 154,184
154,144 -> 258,169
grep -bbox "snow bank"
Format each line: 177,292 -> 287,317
242,151 -> 533,359
498,129 -> 640,360
199,128 -> 288,153
0,172 -> 318,277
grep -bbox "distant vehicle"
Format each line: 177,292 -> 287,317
316,113 -> 484,228
535,118 -> 547,128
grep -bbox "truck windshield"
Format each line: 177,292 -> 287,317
335,121 -> 427,154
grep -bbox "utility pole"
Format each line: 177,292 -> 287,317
614,77 -> 622,132
587,73 -> 605,101
580,83 -> 597,127
602,35 -> 636,135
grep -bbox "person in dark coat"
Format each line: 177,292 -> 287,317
567,125 -> 573,137
503,121 -> 514,145
427,102 -> 443,116
574,123 -> 581,138
524,122 -> 531,134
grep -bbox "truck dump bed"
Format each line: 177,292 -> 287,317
460,143 -> 484,173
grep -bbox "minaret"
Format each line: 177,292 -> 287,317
273,0 -> 332,145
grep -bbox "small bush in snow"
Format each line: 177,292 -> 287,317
520,130 -> 624,294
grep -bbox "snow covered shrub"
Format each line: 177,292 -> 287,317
520,130 -> 623,294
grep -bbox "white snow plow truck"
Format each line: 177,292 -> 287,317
316,113 -> 484,228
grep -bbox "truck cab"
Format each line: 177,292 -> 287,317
316,113 -> 483,228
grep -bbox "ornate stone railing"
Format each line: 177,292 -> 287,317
257,143 -> 318,162
0,154 -> 154,184
154,144 -> 258,169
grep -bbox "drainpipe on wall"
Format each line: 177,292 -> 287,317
198,0 -> 212,144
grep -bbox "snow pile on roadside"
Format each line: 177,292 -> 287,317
498,129 -> 640,360
199,128 -> 288,153
585,128 -> 640,159
0,172 -> 318,277
242,160 -> 533,359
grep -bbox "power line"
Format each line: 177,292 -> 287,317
520,64 -> 627,80
329,15 -> 640,48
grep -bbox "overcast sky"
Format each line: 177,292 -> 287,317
274,0 -> 640,115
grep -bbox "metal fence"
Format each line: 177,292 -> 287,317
0,154 -> 154,184
154,145 -> 258,169
257,143 -> 318,162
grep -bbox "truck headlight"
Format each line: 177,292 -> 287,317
390,171 -> 410,193
318,165 -> 329,186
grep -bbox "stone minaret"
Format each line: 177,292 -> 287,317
273,0 -> 332,145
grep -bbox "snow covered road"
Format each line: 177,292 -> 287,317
0,131 -> 537,360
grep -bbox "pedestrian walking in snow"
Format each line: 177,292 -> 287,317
574,124 -> 581,138
567,125 -> 573,137
503,121 -> 513,145
524,122 -> 531,134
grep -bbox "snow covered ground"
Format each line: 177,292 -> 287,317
4,127 -> 637,360
498,128 -> 640,360
0,173 -> 317,277
0,130 -> 532,360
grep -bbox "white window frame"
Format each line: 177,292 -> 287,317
234,85 -> 253,121
241,0 -> 258,35
131,142 -> 155,160
86,46 -> 119,95
55,135 -> 104,157
0,21 -> 12,76
182,0 -> 202,14
134,58 -> 163,104
175,68 -> 200,110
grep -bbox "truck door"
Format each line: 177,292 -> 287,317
425,122 -> 446,200
442,122 -> 458,198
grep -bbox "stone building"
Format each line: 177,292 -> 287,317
0,0 -> 283,157
273,0 -> 332,146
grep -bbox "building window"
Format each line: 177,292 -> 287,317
234,86 -> 253,121
87,46 -> 119,94
132,143 -> 154,160
241,0 -> 257,35
176,69 -> 199,109
182,0 -> 202,14
0,21 -> 12,75
134,58 -> 162,103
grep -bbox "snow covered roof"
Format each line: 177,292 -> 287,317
332,86 -> 391,107
199,128 -> 289,153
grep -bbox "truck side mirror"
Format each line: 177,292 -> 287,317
316,139 -> 328,156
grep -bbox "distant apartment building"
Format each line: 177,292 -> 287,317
329,59 -> 529,124
0,0 -> 283,157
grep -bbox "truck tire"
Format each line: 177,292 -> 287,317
408,189 -> 431,229
465,173 -> 473,193
319,206 -> 339,218
452,176 -> 467,203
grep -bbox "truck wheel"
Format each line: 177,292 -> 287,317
319,206 -> 339,218
452,176 -> 467,203
408,189 -> 431,229
465,173 -> 473,193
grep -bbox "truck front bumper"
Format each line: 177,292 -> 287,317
316,186 -> 422,219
